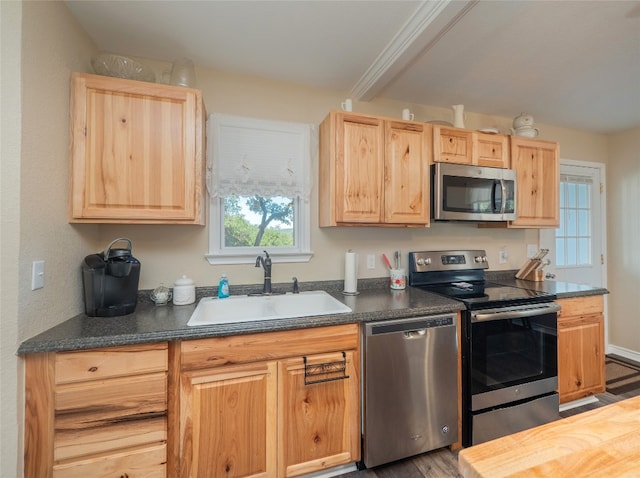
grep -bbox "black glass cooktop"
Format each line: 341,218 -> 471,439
418,281 -> 556,310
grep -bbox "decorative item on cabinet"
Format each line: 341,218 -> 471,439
341,98 -> 353,111
91,52 -> 156,82
452,104 -> 465,128
402,108 -> 415,121
510,112 -> 540,137
168,57 -> 197,87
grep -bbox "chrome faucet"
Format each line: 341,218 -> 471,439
255,250 -> 272,294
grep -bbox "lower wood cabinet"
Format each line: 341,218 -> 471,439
24,343 -> 169,478
169,324 -> 361,478
557,295 -> 605,403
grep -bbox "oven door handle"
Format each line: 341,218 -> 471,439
471,303 -> 561,322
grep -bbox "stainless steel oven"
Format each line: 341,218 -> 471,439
463,302 -> 560,446
432,163 -> 517,222
408,250 -> 561,447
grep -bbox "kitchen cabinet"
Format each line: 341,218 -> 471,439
319,110 -> 430,226
170,324 -> 360,477
557,295 -> 605,403
475,132 -> 510,168
68,72 -> 205,224
432,126 -> 509,168
432,126 -> 474,165
24,343 -> 168,478
508,137 -> 559,228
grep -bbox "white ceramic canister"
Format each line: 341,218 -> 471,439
173,275 -> 196,305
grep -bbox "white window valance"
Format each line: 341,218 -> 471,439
207,113 -> 314,201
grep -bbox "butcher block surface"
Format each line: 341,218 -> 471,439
458,395 -> 640,477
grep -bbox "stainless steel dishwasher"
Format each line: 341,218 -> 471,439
362,314 -> 458,468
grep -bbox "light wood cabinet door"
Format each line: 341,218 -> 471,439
180,362 -> 278,478
278,352 -> 360,477
509,137 -> 559,228
475,132 -> 509,168
433,127 -> 474,164
69,72 -> 205,224
384,121 -> 430,225
557,296 -> 605,403
333,113 -> 384,224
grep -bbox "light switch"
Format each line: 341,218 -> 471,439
31,260 -> 45,290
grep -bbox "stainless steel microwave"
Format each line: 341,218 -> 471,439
432,163 -> 517,222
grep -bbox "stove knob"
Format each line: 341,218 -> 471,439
474,255 -> 488,264
424,258 -> 432,266
417,258 -> 424,266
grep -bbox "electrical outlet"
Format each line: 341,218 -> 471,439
499,247 -> 508,264
367,254 -> 376,269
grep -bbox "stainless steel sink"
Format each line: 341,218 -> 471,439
187,290 -> 352,326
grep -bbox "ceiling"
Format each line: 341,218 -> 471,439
65,0 -> 640,133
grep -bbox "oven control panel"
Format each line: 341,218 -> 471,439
410,250 -> 489,273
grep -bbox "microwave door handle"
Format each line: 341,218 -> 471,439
499,179 -> 507,214
491,180 -> 502,213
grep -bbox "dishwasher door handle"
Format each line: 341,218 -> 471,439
404,329 -> 427,339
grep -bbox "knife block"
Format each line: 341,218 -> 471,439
515,259 -> 545,281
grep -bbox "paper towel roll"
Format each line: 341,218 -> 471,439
344,251 -> 358,293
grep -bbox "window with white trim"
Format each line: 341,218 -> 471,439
206,113 -> 314,265
555,173 -> 593,266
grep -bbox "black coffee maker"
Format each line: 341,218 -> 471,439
82,238 -> 141,317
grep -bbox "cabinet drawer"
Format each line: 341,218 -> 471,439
55,343 -> 168,385
557,296 -> 604,320
55,417 -> 167,462
433,127 -> 474,164
55,372 -> 167,428
53,443 -> 166,478
180,324 -> 359,371
475,132 -> 509,168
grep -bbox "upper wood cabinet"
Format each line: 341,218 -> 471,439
475,132 -> 510,168
509,137 -> 559,228
68,72 -> 205,224
433,126 -> 474,165
433,126 -> 509,168
319,110 -> 431,227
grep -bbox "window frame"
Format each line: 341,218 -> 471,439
205,113 -> 315,265
206,195 -> 312,265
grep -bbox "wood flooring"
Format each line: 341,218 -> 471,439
341,356 -> 640,478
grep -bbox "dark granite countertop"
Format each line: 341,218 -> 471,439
486,270 -> 609,298
17,279 -> 464,355
17,275 -> 608,355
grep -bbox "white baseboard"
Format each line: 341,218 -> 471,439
302,464 -> 357,478
559,396 -> 599,412
607,344 -> 640,364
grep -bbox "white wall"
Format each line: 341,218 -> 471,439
607,127 -> 640,352
1,2 -> 23,474
2,2 -> 98,476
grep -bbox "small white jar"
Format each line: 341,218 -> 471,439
173,275 -> 196,305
